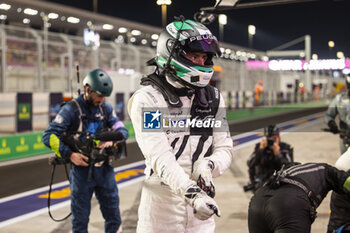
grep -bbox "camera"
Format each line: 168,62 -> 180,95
90,147 -> 115,163
267,137 -> 275,147
55,131 -> 126,164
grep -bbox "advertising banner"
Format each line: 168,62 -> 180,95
49,93 -> 63,122
115,93 -> 125,121
227,91 -> 232,110
0,132 -> 51,162
235,92 -> 239,109
16,93 -> 32,132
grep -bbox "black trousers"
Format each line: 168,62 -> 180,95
248,184 -> 312,233
327,191 -> 350,233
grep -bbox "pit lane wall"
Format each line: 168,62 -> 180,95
0,90 -> 328,162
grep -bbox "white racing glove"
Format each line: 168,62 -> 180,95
192,159 -> 215,197
184,184 -> 221,220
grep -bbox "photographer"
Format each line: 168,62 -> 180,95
42,69 -> 128,233
244,125 -> 293,192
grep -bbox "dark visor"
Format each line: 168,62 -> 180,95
184,36 -> 221,56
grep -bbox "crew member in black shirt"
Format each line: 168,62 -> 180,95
248,162 -> 350,233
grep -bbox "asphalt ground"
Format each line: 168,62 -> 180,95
0,106 -> 326,198
0,113 -> 340,233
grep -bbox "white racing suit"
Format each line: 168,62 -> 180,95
128,83 -> 234,233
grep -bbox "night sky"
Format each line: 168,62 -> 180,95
44,0 -> 350,59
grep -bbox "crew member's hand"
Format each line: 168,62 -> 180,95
184,184 -> 221,220
192,159 -> 215,197
97,141 -> 113,149
328,120 -> 339,134
70,152 -> 89,166
272,142 -> 280,156
259,138 -> 267,150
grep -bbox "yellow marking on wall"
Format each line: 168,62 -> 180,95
33,143 -> 45,149
16,137 -> 29,152
39,187 -> 71,199
19,112 -> 30,119
115,169 -> 144,182
0,139 -> 10,155
0,147 -> 11,155
34,134 -> 45,149
16,145 -> 28,152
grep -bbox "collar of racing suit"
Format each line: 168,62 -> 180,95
141,73 -> 192,107
141,73 -> 212,109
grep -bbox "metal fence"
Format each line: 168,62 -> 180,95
0,24 -> 336,95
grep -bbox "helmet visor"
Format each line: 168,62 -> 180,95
185,36 -> 221,56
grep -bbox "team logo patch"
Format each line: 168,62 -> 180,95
54,114 -> 63,124
143,110 -> 161,129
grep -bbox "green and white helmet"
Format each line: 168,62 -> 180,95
155,19 -> 221,88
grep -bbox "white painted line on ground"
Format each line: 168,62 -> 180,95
0,173 -> 145,228
0,160 -> 145,203
231,113 -> 324,151
0,113 -> 324,227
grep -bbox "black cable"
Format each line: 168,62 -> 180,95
162,15 -> 186,74
47,162 -> 71,222
76,65 -> 81,95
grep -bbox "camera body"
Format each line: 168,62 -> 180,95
90,147 -> 114,163
264,125 -> 279,152
89,145 -> 123,163
264,137 -> 276,156
56,131 -> 126,164
267,137 -> 275,147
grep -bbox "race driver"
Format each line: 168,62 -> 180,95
128,18 -> 234,233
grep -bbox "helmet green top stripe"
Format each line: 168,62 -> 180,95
193,66 -> 214,72
156,56 -> 191,74
173,20 -> 198,31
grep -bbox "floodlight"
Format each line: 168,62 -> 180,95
24,8 -> 38,16
67,17 -> 80,24
48,13 -> 59,19
131,30 -> 141,36
103,24 -> 114,30
151,34 -> 159,40
0,3 -> 11,10
118,27 -> 127,33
